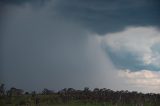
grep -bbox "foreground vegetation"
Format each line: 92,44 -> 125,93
0,84 -> 160,106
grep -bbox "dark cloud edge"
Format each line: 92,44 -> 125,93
0,0 -> 51,6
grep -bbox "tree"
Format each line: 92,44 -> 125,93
42,88 -> 54,95
0,83 -> 5,96
8,87 -> 24,96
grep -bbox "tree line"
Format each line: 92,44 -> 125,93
0,83 -> 160,106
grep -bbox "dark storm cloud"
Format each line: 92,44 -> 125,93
55,0 -> 160,34
1,3 -> 118,91
1,0 -> 159,34
1,0 -> 160,93
0,0 -> 49,5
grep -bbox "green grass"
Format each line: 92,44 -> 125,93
0,95 -> 157,106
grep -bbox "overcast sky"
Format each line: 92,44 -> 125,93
0,0 -> 160,93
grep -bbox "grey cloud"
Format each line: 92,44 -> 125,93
0,0 -> 49,5
102,27 -> 160,72
1,0 -> 160,93
151,43 -> 160,53
1,4 -> 119,91
106,46 -> 160,71
1,0 -> 159,34
54,0 -> 160,34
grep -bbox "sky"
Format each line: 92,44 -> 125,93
0,0 -> 160,93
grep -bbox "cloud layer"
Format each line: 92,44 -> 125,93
1,0 -> 160,93
94,26 -> 160,93
100,27 -> 160,71
1,2 -> 119,91
118,70 -> 160,93
54,0 -> 160,34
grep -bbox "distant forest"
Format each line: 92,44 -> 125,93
0,83 -> 160,106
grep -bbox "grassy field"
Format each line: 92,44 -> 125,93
1,93 -> 159,106
1,85 -> 159,106
0,95 -> 153,106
